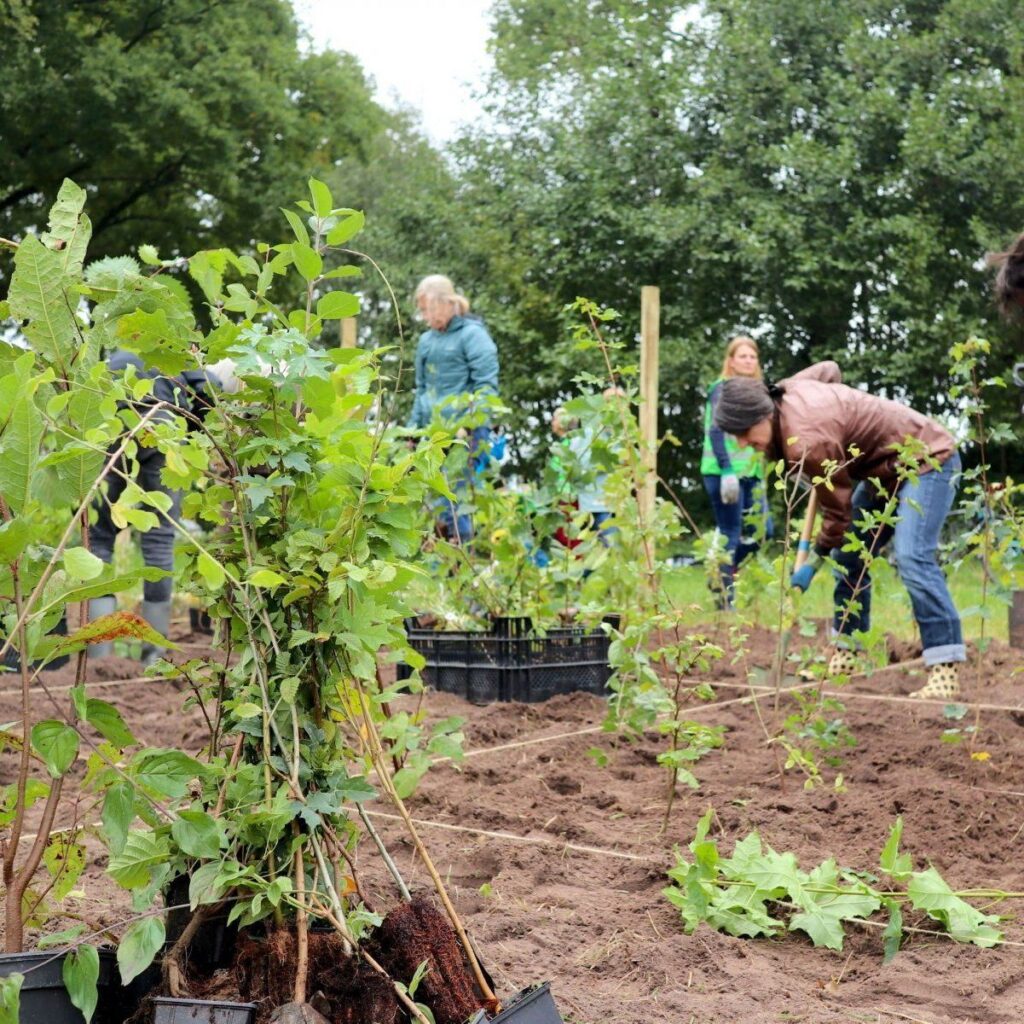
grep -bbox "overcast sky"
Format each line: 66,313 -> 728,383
293,0 -> 494,144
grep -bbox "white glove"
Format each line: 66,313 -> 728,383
720,474 -> 740,505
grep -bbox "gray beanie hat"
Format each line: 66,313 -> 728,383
713,377 -> 777,433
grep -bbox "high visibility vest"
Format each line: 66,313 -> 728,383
700,378 -> 763,478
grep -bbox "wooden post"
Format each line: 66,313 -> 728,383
639,286 -> 660,522
341,317 -> 357,348
1010,591 -> 1024,649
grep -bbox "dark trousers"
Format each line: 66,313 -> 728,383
91,446 -> 181,602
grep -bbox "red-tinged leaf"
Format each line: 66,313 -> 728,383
48,613 -> 179,658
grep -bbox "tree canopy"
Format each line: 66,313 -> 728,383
448,0 -> 1024,488
0,0 -> 385,269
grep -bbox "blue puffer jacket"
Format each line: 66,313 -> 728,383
407,315 -> 499,428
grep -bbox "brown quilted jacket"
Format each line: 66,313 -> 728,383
775,362 -> 956,550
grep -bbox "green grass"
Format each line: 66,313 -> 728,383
660,554 -> 1011,645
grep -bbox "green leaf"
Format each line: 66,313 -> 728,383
31,720 -> 79,778
63,546 -> 105,581
880,817 -> 912,881
8,236 -> 77,368
63,944 -> 100,1023
43,834 -> 86,901
325,211 -> 365,246
882,898 -> 903,964
0,517 -> 34,563
281,207 -> 310,246
316,291 -> 359,320
0,972 -> 23,1024
248,568 -> 286,589
102,782 -> 136,855
41,179 -> 90,275
133,750 -> 204,800
233,701 -> 263,719
292,243 -> 323,281
392,763 -> 428,799
308,178 -> 333,218
108,831 -> 170,890
197,552 -> 226,590
138,245 -> 161,266
117,916 -> 165,985
907,867 -> 1002,947
80,696 -> 135,749
788,860 -> 880,951
171,810 -> 223,859
0,366 -> 43,513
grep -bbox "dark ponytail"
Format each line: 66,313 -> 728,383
987,232 -> 1024,319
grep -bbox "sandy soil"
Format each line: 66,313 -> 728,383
4,617 -> 1024,1024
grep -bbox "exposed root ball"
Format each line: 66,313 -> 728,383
374,897 -> 486,1024
234,930 -> 400,1024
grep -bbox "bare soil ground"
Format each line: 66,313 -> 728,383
4,617 -> 1024,1024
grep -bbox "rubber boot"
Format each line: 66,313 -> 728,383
139,599 -> 172,668
826,647 -> 859,682
87,595 -> 118,659
910,662 -> 960,700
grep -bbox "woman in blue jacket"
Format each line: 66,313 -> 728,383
409,275 -> 499,540
701,335 -> 770,606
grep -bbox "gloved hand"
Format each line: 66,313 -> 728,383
790,561 -> 819,591
720,474 -> 740,505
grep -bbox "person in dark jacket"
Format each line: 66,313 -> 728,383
701,335 -> 770,606
89,351 -> 220,665
409,274 -> 499,541
713,363 -> 964,699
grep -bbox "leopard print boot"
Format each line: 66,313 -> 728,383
910,662 -> 960,700
826,647 -> 859,682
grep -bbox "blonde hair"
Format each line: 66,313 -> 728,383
414,274 -> 470,316
720,335 -> 761,380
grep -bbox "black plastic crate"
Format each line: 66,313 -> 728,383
398,617 -> 612,704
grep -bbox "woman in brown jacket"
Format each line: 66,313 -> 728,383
713,363 -> 964,699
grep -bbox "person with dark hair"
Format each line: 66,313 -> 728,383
88,351 -> 221,665
713,363 -> 964,698
701,335 -> 771,606
988,232 -> 1024,319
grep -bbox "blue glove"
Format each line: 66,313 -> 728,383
790,560 -> 819,592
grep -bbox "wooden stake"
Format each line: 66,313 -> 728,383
639,286 -> 660,523
341,317 -> 357,348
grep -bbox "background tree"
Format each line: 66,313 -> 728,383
0,0 -> 385,275
455,0 -> 1024,496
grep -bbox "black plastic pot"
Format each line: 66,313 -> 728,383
152,998 -> 257,1024
164,874 -> 237,970
496,984 -> 563,1023
469,983 -> 563,1024
0,615 -> 70,673
0,948 -> 118,1024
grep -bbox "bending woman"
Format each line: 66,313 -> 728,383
701,335 -> 771,605
713,362 -> 964,698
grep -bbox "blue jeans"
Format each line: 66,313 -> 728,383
703,474 -> 772,593
436,425 -> 492,542
831,453 -> 964,665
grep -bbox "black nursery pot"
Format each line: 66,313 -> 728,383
152,997 -> 257,1024
482,983 -> 564,1024
0,614 -> 70,673
164,874 -> 237,970
0,948 -> 119,1024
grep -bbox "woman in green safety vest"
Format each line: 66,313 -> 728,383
701,335 -> 771,606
